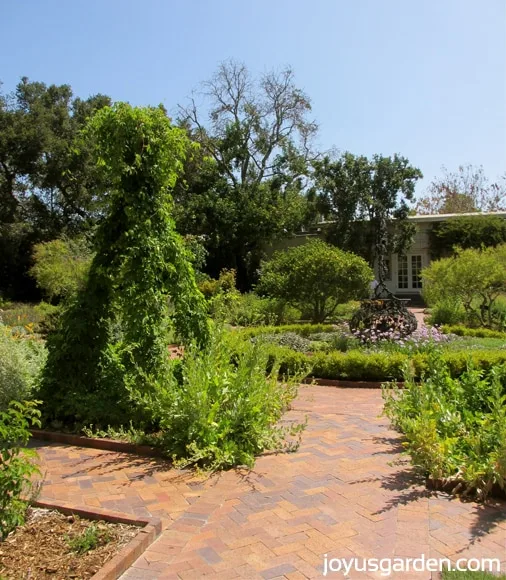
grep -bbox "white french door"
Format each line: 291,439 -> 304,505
397,254 -> 423,291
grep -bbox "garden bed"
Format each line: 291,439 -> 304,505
0,508 -> 137,579
31,429 -> 164,458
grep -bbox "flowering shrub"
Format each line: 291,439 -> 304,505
352,324 -> 455,354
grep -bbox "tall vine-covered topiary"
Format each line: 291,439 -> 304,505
39,104 -> 209,427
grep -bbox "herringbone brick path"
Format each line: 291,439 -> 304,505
32,387 -> 506,579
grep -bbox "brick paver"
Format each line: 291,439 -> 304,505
32,387 -> 506,579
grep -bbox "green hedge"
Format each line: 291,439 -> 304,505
238,324 -> 339,339
272,348 -> 506,382
441,325 -> 506,339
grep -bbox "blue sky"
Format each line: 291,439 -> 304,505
2,0 -> 505,196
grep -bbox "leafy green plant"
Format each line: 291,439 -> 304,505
257,239 -> 373,323
39,104 -> 209,428
422,246 -> 506,329
441,325 -> 506,339
0,325 -> 47,410
430,214 -> 506,259
30,236 -> 93,302
138,327 -> 306,470
427,298 -> 467,326
0,400 -> 41,539
383,354 -> 506,499
254,332 -> 312,353
66,522 -> 112,554
441,570 -> 506,579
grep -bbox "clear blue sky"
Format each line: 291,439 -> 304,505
2,0 -> 505,196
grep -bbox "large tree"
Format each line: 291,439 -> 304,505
176,61 -> 318,287
415,164 -> 506,215
313,152 -> 423,287
0,78 -> 111,298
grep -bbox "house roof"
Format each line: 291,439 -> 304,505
408,211 -> 506,223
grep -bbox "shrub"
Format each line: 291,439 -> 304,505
39,104 -> 209,428
0,326 -> 46,410
422,246 -> 506,328
254,332 -> 312,353
430,215 -> 506,259
383,355 -> 506,499
239,323 -> 340,339
0,400 -> 41,539
139,328 -> 306,469
427,299 -> 467,326
441,325 -> 506,339
257,239 -> 373,323
258,345 -> 506,383
227,294 -> 301,327
30,237 -> 93,302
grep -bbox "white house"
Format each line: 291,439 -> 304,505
382,211 -> 506,296
267,211 -> 506,298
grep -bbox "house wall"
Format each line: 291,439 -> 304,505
382,222 -> 431,296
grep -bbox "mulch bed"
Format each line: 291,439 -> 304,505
0,508 -> 138,579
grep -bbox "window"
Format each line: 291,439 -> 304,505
411,255 -> 423,289
398,255 -> 408,289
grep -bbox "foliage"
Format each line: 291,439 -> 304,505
430,215 -> 506,258
175,60 -> 317,287
66,523 -> 112,554
422,246 -> 506,328
427,298 -> 467,326
251,342 -> 506,382
257,240 -> 373,323
0,400 -> 41,539
312,152 -> 422,284
254,332 -> 312,353
383,355 -> 506,499
30,236 -> 93,301
0,79 -> 111,300
199,268 -> 237,299
139,327 -> 305,469
441,325 -> 506,340
39,103 -> 209,428
415,164 -> 506,215
0,325 -> 46,410
224,293 -> 301,327
441,570 -> 506,579
238,323 -> 340,339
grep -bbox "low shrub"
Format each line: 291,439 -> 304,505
226,293 -> 301,327
239,323 -> 339,339
441,325 -> 506,339
383,354 -> 506,499
254,332 -> 312,353
426,299 -> 467,326
137,327 -> 306,469
0,326 -> 47,410
262,345 -> 506,383
0,400 -> 41,539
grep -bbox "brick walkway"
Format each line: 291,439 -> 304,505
32,387 -> 506,579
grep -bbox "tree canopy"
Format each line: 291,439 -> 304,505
312,152 -> 422,286
175,60 -> 317,287
0,78 -> 111,298
257,239 -> 373,323
415,164 -> 506,215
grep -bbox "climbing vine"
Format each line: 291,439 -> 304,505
39,104 -> 209,427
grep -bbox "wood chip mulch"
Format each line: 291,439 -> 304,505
0,508 -> 139,579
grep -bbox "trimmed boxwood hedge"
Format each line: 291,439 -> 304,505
272,347 -> 506,382
239,324 -> 338,339
441,325 -> 506,339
